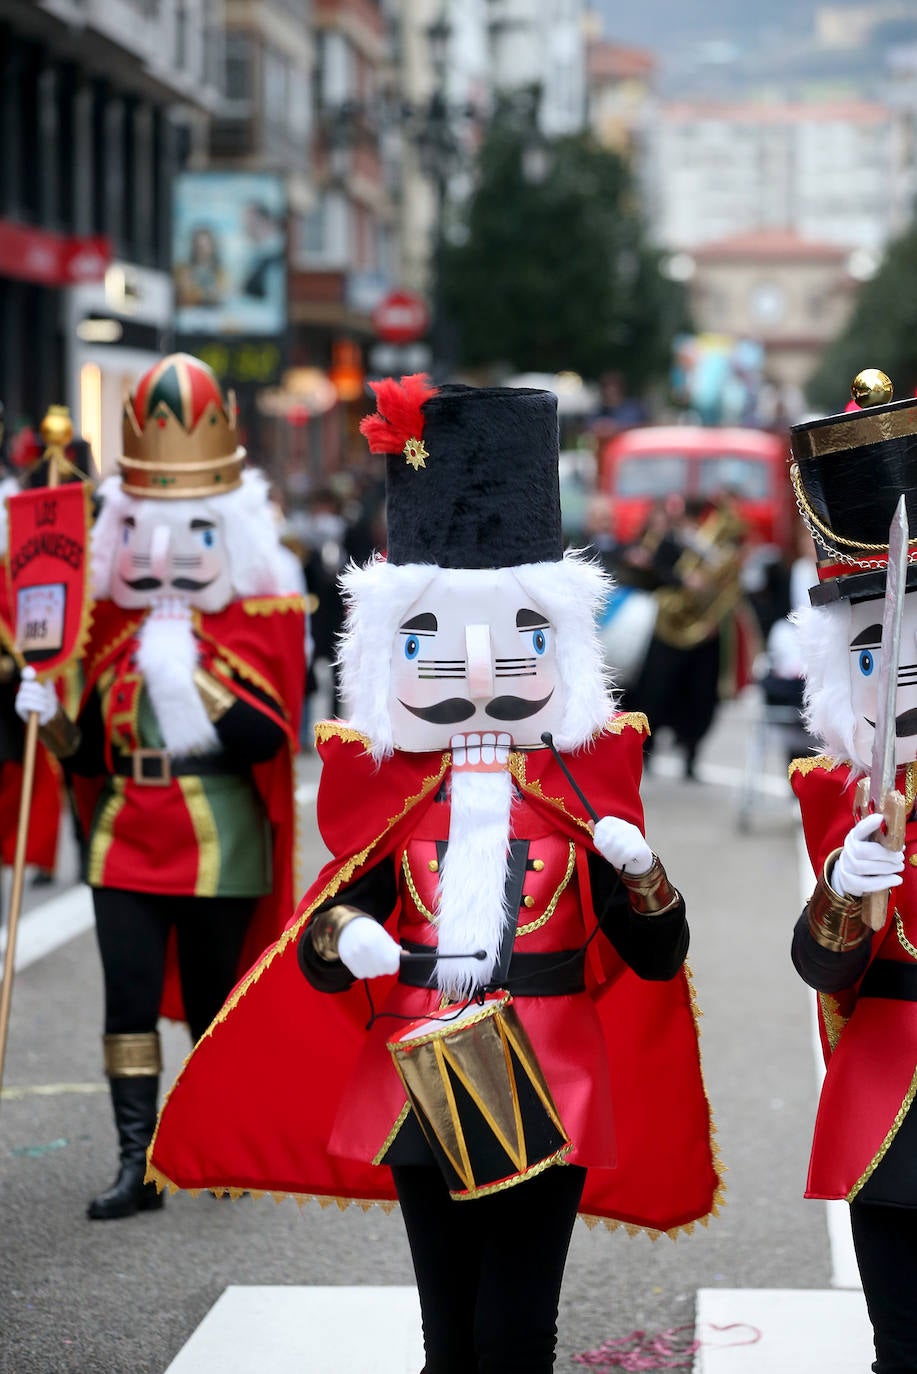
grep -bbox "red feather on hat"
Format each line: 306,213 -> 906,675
359,373 -> 437,453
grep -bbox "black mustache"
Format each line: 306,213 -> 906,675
399,691 -> 554,725
171,576 -> 217,592
865,708 -> 917,738
122,575 -> 216,593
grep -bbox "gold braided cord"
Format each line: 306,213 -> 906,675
517,842 -> 577,936
848,1063 -> 917,1202
401,850 -> 437,923
895,910 -> 917,962
790,462 -> 892,556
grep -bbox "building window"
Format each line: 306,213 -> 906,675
225,31 -> 253,102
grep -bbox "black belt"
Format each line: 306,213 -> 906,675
112,749 -> 244,785
860,960 -> 917,1002
399,941 -> 586,997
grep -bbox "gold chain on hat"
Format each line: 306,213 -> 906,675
790,463 -> 893,562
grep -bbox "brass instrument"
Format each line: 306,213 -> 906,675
652,503 -> 746,650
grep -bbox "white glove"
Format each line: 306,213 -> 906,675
337,916 -> 402,980
592,816 -> 654,875
14,666 -> 59,726
833,812 -> 905,898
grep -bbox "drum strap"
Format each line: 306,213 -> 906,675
399,942 -> 587,996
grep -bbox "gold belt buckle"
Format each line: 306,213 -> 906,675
131,748 -> 172,787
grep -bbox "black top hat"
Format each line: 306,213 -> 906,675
360,376 -> 563,569
789,372 -> 917,605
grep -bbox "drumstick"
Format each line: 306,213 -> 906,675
400,950 -> 487,962
540,732 -> 600,823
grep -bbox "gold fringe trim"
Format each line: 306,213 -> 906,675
788,754 -> 840,779
508,753 -> 593,836
450,1144 -> 573,1202
242,595 -> 307,617
603,712 -> 650,737
147,751 -> 452,1173
848,1063 -> 917,1202
85,614 -> 145,687
313,720 -> 372,748
818,991 -> 849,1055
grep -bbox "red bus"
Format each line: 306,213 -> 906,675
597,426 -> 795,553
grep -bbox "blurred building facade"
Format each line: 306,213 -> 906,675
0,0 -> 222,469
689,230 -> 854,388
646,97 -> 917,395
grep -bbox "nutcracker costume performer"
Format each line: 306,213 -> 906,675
148,377 -> 721,1373
790,370 -> 917,1373
17,354 -> 305,1221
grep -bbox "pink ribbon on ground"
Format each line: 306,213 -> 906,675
572,1323 -> 762,1369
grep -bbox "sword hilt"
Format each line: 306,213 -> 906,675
854,778 -> 908,931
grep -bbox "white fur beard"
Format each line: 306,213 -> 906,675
434,769 -> 513,1000
136,610 -> 221,756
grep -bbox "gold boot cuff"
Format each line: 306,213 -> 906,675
38,706 -> 81,759
309,904 -> 368,962
103,1032 -> 162,1078
806,849 -> 869,953
620,854 -> 680,915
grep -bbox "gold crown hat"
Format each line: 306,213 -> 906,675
121,353 -> 245,499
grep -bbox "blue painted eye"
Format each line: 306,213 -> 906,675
121,526 -> 131,545
859,650 -> 874,676
532,629 -> 547,655
200,529 -> 215,549
404,636 -> 420,660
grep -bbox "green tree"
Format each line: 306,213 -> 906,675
438,116 -> 689,390
808,222 -> 917,411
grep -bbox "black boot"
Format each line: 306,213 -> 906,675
88,1075 -> 165,1221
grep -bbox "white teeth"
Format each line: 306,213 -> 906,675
481,733 -> 496,764
450,733 -> 467,766
468,745 -> 481,764
495,743 -> 509,764
467,733 -> 481,747
498,733 -> 512,749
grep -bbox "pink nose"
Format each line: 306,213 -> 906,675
149,525 -> 171,582
465,623 -> 494,700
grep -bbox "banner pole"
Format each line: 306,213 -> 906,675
0,413 -> 65,1102
0,710 -> 41,1101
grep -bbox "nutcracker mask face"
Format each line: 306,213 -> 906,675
387,568 -> 565,754
848,593 -> 917,769
109,496 -> 234,613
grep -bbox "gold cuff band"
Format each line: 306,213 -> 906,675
103,1032 -> 162,1078
309,904 -> 368,962
806,849 -> 869,953
193,667 -> 236,723
38,706 -> 81,759
620,854 -> 680,915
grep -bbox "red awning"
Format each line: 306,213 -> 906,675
0,219 -> 111,287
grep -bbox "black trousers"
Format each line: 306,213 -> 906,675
850,1201 -> 917,1373
392,1162 -> 587,1374
93,887 -> 255,1044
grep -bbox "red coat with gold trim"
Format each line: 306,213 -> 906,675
792,756 -> 917,1202
72,596 -> 305,1020
149,714 -> 722,1235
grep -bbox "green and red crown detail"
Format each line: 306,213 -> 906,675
121,352 -> 244,500
131,353 -> 231,434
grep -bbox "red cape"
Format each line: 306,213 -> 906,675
792,755 -> 917,1199
72,596 -> 305,1022
149,716 -> 722,1236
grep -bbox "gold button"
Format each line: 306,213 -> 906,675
532,859 -> 545,872
909,854 -> 917,868
523,895 -> 535,909
428,859 -> 439,872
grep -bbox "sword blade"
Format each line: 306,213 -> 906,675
869,496 -> 910,809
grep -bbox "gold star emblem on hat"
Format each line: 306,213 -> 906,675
403,436 -> 428,470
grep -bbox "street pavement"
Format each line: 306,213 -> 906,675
0,693 -> 867,1373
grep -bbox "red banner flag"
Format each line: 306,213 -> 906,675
4,483 -> 93,679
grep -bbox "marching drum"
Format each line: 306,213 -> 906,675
387,992 -> 571,1200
